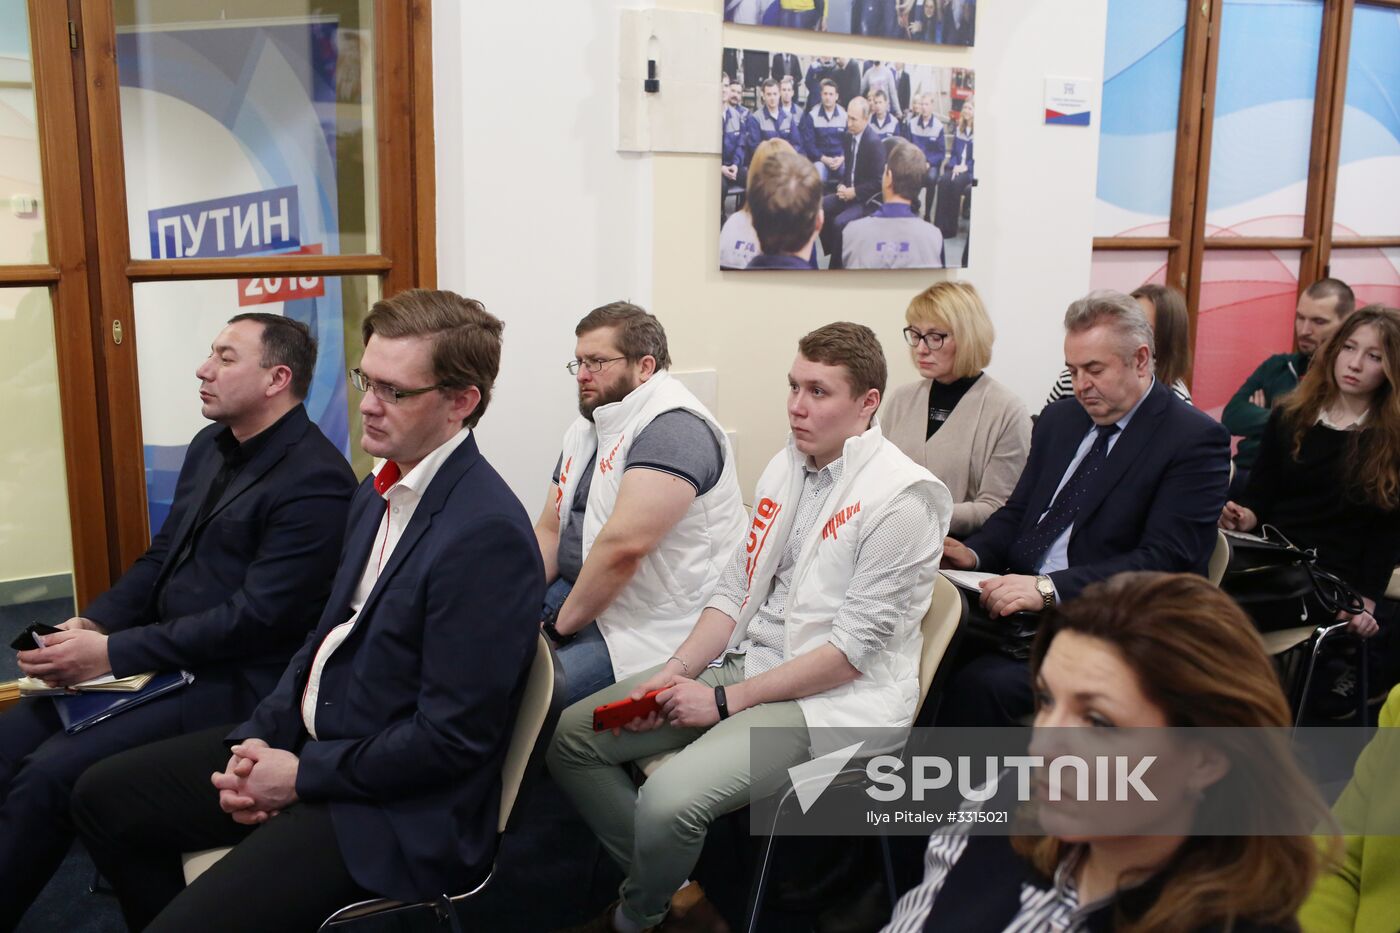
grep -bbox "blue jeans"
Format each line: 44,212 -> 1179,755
544,578 -> 617,706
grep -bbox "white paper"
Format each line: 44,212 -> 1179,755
939,569 -> 998,591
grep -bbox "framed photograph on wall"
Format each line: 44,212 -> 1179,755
720,48 -> 975,271
724,1 -> 975,47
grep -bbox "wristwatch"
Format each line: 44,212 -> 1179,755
1035,575 -> 1056,611
714,685 -> 730,720
540,607 -> 574,646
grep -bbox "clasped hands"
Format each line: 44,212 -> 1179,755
210,739 -> 300,825
941,536 -> 1047,617
16,617 -> 111,688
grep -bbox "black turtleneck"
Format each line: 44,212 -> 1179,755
926,373 -> 982,439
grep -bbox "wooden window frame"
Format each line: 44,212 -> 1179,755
1094,0 -> 1400,386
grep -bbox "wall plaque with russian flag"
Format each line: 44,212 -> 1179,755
1044,77 -> 1093,127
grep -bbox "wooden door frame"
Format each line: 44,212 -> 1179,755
0,2 -> 111,607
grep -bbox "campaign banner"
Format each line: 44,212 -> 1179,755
237,244 -> 326,306
147,186 -> 300,259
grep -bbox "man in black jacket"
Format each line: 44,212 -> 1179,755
820,96 -> 887,269
0,312 -> 354,928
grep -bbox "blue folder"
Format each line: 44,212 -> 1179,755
54,671 -> 194,734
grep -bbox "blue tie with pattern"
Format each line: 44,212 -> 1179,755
1008,423 -> 1119,572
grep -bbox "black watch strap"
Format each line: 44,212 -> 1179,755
714,684 -> 730,720
541,609 -> 574,646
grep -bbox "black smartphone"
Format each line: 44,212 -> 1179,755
9,622 -> 63,652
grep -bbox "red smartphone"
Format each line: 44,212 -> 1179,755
593,689 -> 664,732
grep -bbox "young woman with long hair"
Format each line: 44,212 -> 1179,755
1221,305 -> 1400,635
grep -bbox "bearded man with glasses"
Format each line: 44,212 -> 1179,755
533,302 -> 747,705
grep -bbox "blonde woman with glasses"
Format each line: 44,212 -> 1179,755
883,281 -> 1031,535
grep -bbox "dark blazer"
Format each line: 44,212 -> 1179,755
964,380 -> 1230,602
844,123 -> 888,208
232,432 -> 544,903
771,52 -> 801,83
84,405 -> 354,720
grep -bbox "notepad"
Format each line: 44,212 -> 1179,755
939,569 -> 998,591
17,671 -> 158,697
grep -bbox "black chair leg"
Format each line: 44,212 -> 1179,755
1358,639 -> 1370,725
88,867 -> 112,896
434,895 -> 464,933
879,835 -> 899,911
744,832 -> 779,933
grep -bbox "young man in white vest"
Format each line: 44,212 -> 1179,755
548,322 -> 953,933
534,302 -> 748,705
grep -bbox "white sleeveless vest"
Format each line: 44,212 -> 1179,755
727,422 -> 951,743
555,371 -> 747,679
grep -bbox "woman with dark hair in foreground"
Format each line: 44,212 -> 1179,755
884,572 -> 1330,933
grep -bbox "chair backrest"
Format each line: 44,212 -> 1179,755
498,635 -> 566,833
1208,529 -> 1230,586
917,574 -> 968,715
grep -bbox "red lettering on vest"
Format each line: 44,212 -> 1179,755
598,435 -> 626,474
820,501 -> 862,541
554,456 -> 573,517
744,497 -> 782,586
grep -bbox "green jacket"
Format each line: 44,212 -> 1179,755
1299,686 -> 1400,933
1221,351 -> 1309,470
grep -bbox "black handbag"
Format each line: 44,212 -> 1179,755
963,599 -> 1041,660
1221,526 -> 1365,631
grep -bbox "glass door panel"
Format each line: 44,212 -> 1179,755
1332,4 -> 1400,239
131,274 -> 377,534
1089,251 -> 1170,293
1094,0 -> 1188,237
0,286 -> 75,679
113,0 -> 379,260
1329,248 -> 1400,308
0,0 -> 47,264
1193,250 -> 1302,418
1205,0 -> 1323,238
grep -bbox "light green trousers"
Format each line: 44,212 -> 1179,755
546,656 -> 811,928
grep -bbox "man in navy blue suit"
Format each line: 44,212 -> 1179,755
73,290 -> 544,932
939,290 -> 1230,727
0,313 -> 354,929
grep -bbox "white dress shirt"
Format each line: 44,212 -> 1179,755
300,426 -> 471,738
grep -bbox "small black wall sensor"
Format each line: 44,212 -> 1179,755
644,59 -> 660,93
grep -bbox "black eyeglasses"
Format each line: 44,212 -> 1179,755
902,326 -> 949,351
565,356 -> 628,376
348,368 -> 445,404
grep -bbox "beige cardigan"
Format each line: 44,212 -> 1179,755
882,374 -> 1032,537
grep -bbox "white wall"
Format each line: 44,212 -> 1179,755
433,0 -> 654,505
432,0 -> 1107,497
